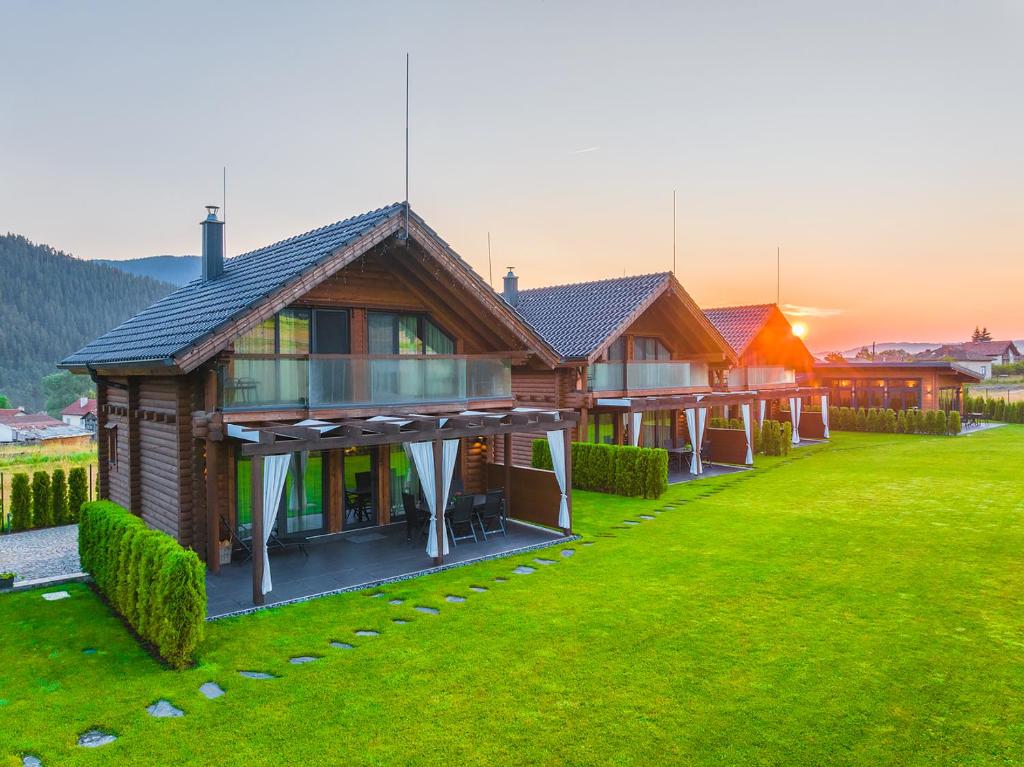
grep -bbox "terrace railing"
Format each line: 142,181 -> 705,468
728,366 -> 796,389
589,360 -> 709,393
221,355 -> 512,410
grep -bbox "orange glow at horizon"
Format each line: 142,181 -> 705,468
791,322 -> 808,340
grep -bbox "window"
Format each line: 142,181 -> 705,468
367,312 -> 454,355
235,309 -> 351,355
826,379 -> 854,408
105,423 -> 118,467
606,337 -> 626,361
235,317 -> 276,354
887,379 -> 922,411
632,336 -> 671,361
278,309 -> 310,354
313,310 -> 350,354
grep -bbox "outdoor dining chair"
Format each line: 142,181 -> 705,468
447,494 -> 478,546
402,492 -> 429,543
476,490 -> 506,540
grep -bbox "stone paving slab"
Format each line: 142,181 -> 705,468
0,524 -> 80,583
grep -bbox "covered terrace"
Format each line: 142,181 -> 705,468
216,407 -> 577,610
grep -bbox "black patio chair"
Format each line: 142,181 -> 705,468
446,494 -> 478,547
403,492 -> 429,543
700,438 -> 713,468
476,490 -> 506,541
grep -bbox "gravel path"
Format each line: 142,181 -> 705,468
0,524 -> 81,583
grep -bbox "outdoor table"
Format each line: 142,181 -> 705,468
666,447 -> 693,473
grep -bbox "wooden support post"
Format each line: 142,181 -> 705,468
432,438 -> 444,567
503,432 -> 513,519
562,425 -> 573,535
251,454 -> 265,606
377,445 -> 391,524
613,413 -> 623,445
671,409 -> 680,448
578,407 -> 589,443
327,451 -> 343,533
206,441 -> 221,573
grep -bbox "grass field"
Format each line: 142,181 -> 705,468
1,429 -> 1023,765
0,444 -> 98,529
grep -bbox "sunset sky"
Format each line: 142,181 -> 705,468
1,1 -> 1021,351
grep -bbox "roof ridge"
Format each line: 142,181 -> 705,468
704,302 -> 776,313
519,272 -> 669,295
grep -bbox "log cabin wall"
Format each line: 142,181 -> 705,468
137,377 -> 183,541
502,366 -> 578,466
104,379 -> 131,510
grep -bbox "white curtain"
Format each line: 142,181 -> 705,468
630,411 -> 643,447
789,397 -> 802,445
759,399 -> 767,425
546,429 -> 571,528
686,407 -> 707,474
260,454 -> 291,595
408,440 -> 458,558
740,402 -> 753,465
821,394 -> 830,438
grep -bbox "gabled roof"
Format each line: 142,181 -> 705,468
61,204 -> 559,372
702,304 -> 775,357
513,273 -> 671,360
917,340 -> 1020,361
814,360 -> 983,382
62,398 -> 97,416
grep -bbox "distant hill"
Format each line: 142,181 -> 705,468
817,340 -> 1024,361
0,234 -> 175,410
96,255 -> 200,286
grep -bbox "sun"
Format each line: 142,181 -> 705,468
791,321 -> 808,339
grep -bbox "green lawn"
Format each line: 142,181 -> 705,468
2,429 -> 1023,765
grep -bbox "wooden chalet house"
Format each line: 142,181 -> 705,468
62,204 -> 577,611
497,271 -> 753,470
704,303 -> 829,444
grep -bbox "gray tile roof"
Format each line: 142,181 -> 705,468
512,273 -> 670,360
61,204 -> 404,368
702,304 -> 775,357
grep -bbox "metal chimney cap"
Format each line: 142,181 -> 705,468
505,266 -> 516,275
204,205 -> 221,221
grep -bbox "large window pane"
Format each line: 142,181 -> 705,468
397,315 -> 422,355
368,313 -> 395,354
283,451 -> 324,534
278,309 -> 310,354
313,310 -> 350,354
424,318 -> 454,354
389,443 -> 418,520
235,318 -> 276,354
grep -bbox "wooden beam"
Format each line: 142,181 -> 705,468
251,454 -> 265,606
206,440 -> 221,573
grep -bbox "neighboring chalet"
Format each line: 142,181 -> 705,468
500,271 -> 740,460
813,361 -> 982,413
61,397 -> 98,433
0,411 -> 92,447
62,203 -> 578,613
705,303 -> 829,442
916,340 -> 1021,380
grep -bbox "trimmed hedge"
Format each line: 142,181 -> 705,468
759,419 -> 792,456
963,394 -> 1024,424
10,473 -> 32,531
532,440 -> 667,499
79,501 -> 205,669
68,467 -> 88,524
828,406 -> 960,435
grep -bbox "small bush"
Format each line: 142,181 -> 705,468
531,439 -> 667,498
948,410 -> 962,435
79,501 -> 205,669
10,473 -> 32,531
31,471 -> 53,528
51,469 -> 69,526
68,467 -> 88,523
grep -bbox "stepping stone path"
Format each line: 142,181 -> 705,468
42,591 -> 69,602
582,541 -> 595,546
493,577 -> 508,582
623,520 -> 640,526
239,671 -> 275,680
77,730 -> 116,748
639,514 -> 656,520
199,682 -> 225,699
329,641 -> 354,650
469,586 -> 488,592
414,606 -> 439,615
289,656 -> 319,664
388,599 -> 404,605
393,619 -> 409,625
22,757 -> 41,767
513,565 -> 535,575
534,558 -> 556,565
82,648 -> 97,655
147,700 -> 184,718
445,595 -> 466,603
355,630 -> 379,637
368,592 -> 386,598
561,549 -> 575,557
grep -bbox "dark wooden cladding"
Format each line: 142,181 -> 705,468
704,428 -> 749,465
485,463 -> 562,529
104,380 -> 131,510
799,411 -> 826,439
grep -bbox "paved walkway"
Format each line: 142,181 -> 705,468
0,524 -> 81,583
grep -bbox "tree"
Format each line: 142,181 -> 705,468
971,326 -> 993,342
41,371 -> 94,418
51,469 -> 69,526
824,351 -> 846,363
32,471 -> 53,528
0,393 -> 9,408
10,473 -> 32,531
68,467 -> 88,523
855,346 -> 875,361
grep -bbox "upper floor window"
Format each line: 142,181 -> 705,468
235,309 -> 349,355
633,336 -> 671,361
367,312 -> 453,355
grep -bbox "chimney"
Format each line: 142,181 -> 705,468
502,267 -> 519,307
200,205 -> 225,281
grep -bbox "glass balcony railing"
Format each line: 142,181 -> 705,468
589,361 -> 709,392
727,366 -> 796,388
221,355 -> 512,410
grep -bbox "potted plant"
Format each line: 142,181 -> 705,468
0,572 -> 15,591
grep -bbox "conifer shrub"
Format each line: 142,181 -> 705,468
68,467 -> 88,523
51,469 -> 69,526
31,471 -> 52,528
948,410 -> 962,435
531,440 -> 667,498
10,473 -> 32,531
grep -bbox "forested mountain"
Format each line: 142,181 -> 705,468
96,255 -> 200,286
0,234 -> 175,410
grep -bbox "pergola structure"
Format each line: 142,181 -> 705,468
752,385 -> 831,444
226,407 -> 577,606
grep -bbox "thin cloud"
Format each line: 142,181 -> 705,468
782,303 -> 842,318
571,146 -> 600,154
